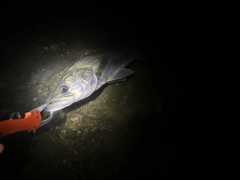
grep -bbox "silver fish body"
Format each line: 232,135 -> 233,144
45,45 -> 138,112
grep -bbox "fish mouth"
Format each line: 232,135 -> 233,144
45,97 -> 75,112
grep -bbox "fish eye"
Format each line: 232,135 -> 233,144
59,85 -> 68,93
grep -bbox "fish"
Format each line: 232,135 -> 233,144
45,44 -> 139,112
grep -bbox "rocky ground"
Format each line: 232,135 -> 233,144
0,26 -> 174,179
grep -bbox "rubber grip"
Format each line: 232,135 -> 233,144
0,110 -> 42,138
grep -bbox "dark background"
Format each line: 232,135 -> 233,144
0,3 -> 218,180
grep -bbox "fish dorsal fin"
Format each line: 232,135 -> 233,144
107,68 -> 133,83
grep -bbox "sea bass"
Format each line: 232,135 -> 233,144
45,45 -> 139,112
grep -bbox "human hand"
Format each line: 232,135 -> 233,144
0,143 -> 4,154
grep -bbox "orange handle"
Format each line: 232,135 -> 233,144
0,110 -> 42,138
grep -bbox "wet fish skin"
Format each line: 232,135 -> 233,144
45,45 -> 138,112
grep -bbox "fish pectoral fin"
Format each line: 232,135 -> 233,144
96,56 -> 108,77
107,68 -> 133,83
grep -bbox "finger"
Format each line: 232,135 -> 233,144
0,143 -> 4,154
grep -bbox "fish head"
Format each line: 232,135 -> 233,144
45,68 -> 97,112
